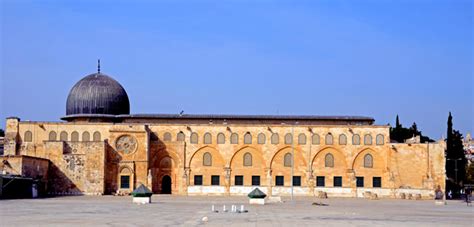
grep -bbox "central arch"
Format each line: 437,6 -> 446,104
229,146 -> 266,186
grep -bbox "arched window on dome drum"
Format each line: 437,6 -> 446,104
203,152 -> 212,166
364,134 -> 372,145
60,131 -> 68,141
284,153 -> 292,167
244,132 -> 252,144
243,152 -> 252,166
177,132 -> 185,142
230,133 -> 238,144
364,154 -> 373,168
257,133 -> 266,144
163,132 -> 172,142
71,131 -> 79,142
352,134 -> 360,145
339,134 -> 347,145
325,153 -> 334,167
312,134 -> 320,145
82,131 -> 90,142
217,133 -> 225,144
93,131 -> 101,142
24,131 -> 32,142
271,133 -> 279,144
285,133 -> 293,145
49,131 -> 57,141
190,133 -> 198,144
298,133 -> 306,145
204,133 -> 212,144
325,134 -> 333,145
376,134 -> 384,145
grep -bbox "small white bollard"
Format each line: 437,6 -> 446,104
212,205 -> 215,212
223,205 -> 227,212
241,205 -> 245,211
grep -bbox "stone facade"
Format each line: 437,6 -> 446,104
3,116 -> 446,199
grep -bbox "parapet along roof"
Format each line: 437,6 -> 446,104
62,113 -> 375,125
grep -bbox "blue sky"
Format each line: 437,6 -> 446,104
1,0 -> 472,139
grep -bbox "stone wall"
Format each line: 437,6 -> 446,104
44,141 -> 105,195
6,118 -> 446,198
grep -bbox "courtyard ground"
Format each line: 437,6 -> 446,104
0,195 -> 472,226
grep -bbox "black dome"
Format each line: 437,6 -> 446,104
66,73 -> 130,116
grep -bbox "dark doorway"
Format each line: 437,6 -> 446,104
161,175 -> 172,194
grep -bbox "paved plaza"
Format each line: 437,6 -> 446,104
0,195 -> 472,226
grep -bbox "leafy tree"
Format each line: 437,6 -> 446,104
445,112 -> 467,193
389,115 -> 434,143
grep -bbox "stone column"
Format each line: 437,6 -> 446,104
224,167 -> 231,195
266,168 -> 272,196
306,170 -> 314,196
183,167 -> 190,195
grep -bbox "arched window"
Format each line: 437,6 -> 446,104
204,133 -> 212,144
163,132 -> 172,142
49,131 -> 57,141
243,152 -> 252,166
364,154 -> 373,168
312,134 -> 320,145
376,134 -> 384,145
60,131 -> 68,141
217,133 -> 225,144
364,134 -> 372,145
82,131 -> 90,142
285,133 -> 293,144
257,133 -> 266,144
244,132 -> 252,144
325,134 -> 333,145
119,168 -> 131,189
24,131 -> 32,142
203,152 -> 212,166
352,134 -> 360,145
177,132 -> 185,142
93,131 -> 101,142
71,131 -> 79,142
325,153 -> 334,167
190,132 -> 198,144
284,153 -> 292,167
298,133 -> 306,145
230,133 -> 238,144
339,134 -> 347,145
271,133 -> 279,144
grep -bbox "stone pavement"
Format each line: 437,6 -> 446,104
0,195 -> 472,226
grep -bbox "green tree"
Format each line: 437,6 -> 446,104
390,115 -> 434,143
445,112 -> 467,192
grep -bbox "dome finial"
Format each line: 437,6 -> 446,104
97,59 -> 101,74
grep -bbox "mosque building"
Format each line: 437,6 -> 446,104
1,65 -> 446,198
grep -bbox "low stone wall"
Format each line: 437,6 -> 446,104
186,185 -> 435,199
187,186 -> 226,195
229,186 -> 269,195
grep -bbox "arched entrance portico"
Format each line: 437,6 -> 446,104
161,175 -> 172,194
